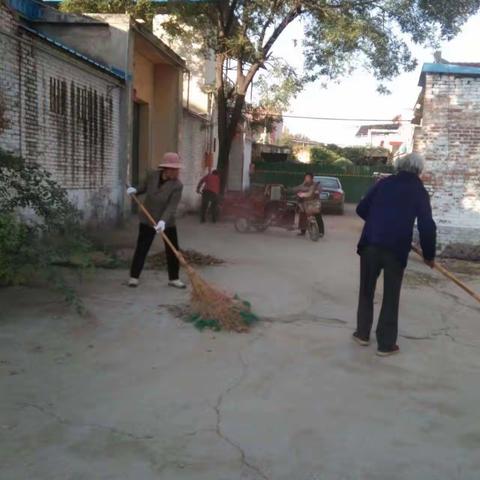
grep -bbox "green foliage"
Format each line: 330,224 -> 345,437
0,149 -> 92,311
310,146 -> 341,165
277,128 -> 313,147
314,144 -> 391,166
332,157 -> 354,170
60,0 -> 161,23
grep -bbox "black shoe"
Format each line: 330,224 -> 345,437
376,345 -> 400,357
352,332 -> 370,346
297,231 -> 306,236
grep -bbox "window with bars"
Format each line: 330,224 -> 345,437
49,77 -> 67,116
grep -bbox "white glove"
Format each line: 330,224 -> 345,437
154,220 -> 166,233
127,187 -> 137,196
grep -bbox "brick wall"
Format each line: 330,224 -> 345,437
414,73 -> 480,259
0,2 -> 123,224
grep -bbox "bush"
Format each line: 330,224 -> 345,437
310,146 -> 340,165
332,157 -> 354,170
0,149 -> 92,311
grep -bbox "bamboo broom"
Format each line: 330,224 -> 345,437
411,245 -> 480,304
130,192 -> 258,332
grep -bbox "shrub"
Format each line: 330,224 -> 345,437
333,157 -> 354,170
0,149 -> 92,311
310,146 -> 340,165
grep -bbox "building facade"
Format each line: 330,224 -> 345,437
0,0 -> 124,223
1,0 -> 186,222
413,63 -> 480,259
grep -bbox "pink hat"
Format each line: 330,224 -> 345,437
159,152 -> 183,169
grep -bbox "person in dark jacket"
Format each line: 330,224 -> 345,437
126,152 -> 185,289
353,152 -> 436,356
197,169 -> 221,223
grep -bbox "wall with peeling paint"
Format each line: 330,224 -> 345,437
38,14 -> 185,210
0,2 -> 123,224
179,109 -> 209,212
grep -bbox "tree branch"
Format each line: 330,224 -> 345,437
226,0 -> 240,35
262,5 -> 302,57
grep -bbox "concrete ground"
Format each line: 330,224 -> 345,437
2,206 -> 480,480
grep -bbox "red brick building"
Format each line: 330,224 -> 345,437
413,62 -> 480,259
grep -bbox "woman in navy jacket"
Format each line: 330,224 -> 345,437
353,152 -> 437,356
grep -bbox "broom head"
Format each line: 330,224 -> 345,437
185,266 -> 257,332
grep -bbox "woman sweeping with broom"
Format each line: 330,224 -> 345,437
126,152 -> 186,289
126,154 -> 258,332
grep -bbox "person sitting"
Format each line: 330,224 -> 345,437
291,172 -> 324,237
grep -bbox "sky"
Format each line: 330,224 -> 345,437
269,13 -> 480,146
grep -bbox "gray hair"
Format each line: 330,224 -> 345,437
395,152 -> 425,174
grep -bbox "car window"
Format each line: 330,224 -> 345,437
315,177 -> 340,189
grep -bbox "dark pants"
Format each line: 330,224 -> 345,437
130,223 -> 180,281
201,191 -> 219,223
356,245 -> 405,350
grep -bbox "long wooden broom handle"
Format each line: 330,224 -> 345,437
411,245 -> 480,304
129,192 -> 189,268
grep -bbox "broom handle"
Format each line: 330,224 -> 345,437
129,192 -> 189,268
411,245 -> 480,304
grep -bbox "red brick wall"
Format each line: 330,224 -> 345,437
414,73 -> 480,259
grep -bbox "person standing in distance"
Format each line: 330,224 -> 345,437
126,152 -> 186,289
197,169 -> 221,223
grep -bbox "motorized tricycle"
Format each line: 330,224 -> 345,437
222,184 -> 324,241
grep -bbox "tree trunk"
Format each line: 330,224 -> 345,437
215,53 -> 229,192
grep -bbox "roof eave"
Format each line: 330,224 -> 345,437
132,22 -> 187,71
19,24 -> 126,82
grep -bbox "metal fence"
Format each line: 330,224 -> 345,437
251,162 -> 395,203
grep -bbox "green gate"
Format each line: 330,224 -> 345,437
251,162 -> 394,203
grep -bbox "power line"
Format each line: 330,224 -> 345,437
276,114 -> 412,122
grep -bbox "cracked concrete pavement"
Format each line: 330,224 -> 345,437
1,206 -> 480,480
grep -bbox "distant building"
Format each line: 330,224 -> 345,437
413,60 -> 480,259
356,117 -> 413,158
252,143 -> 291,163
291,139 -> 322,164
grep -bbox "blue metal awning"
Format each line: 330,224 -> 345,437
419,63 -> 480,86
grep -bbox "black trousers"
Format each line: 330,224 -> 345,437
130,223 -> 180,281
356,245 -> 405,350
201,191 -> 219,222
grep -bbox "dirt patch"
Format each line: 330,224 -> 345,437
404,271 -> 441,288
147,250 -> 225,270
441,243 -> 480,262
441,259 -> 480,277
